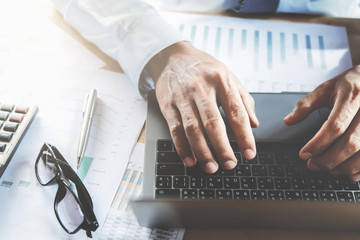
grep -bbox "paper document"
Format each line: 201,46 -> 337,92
99,143 -> 185,240
0,66 -> 147,239
161,12 -> 352,92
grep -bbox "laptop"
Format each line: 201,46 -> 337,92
131,90 -> 360,231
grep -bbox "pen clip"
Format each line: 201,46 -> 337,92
82,93 -> 90,118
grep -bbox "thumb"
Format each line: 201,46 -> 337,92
283,90 -> 327,126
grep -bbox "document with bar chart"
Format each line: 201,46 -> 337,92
161,12 -> 352,93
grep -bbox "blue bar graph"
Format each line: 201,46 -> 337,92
305,35 -> 313,68
202,26 -> 209,50
254,30 -> 259,71
241,29 -> 247,50
318,36 -> 326,69
228,28 -> 234,58
280,32 -> 286,63
292,33 -> 299,55
215,27 -> 222,57
190,25 -> 197,43
267,31 -> 272,69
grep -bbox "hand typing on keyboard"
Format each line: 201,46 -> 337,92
284,65 -> 360,182
146,42 -> 259,174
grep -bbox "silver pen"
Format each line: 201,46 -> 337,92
77,88 -> 97,169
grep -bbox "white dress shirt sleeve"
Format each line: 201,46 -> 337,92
51,0 -> 187,97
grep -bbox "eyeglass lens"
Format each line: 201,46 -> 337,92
57,187 -> 85,233
37,150 -> 58,184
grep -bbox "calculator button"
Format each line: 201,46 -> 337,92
15,106 -> 29,114
0,112 -> 9,121
0,143 -> 6,152
9,114 -> 24,123
0,132 -> 13,142
4,123 -> 18,132
1,104 -> 14,112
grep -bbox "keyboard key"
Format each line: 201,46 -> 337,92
182,189 -> 198,199
230,142 -> 240,152
336,192 -> 355,202
342,179 -> 360,190
0,120 -> 4,128
243,156 -> 258,164
157,140 -> 173,151
251,190 -> 267,200
1,104 -> 14,112
308,178 -> 326,190
199,189 -> 215,200
9,114 -> 24,123
257,177 -> 274,189
0,143 -> 6,152
0,132 -> 13,142
291,154 -> 305,165
0,112 -> 9,121
3,123 -> 18,132
156,176 -> 172,188
156,189 -> 180,199
241,177 -> 257,189
156,164 -> 184,175
216,190 -> 233,199
15,106 -> 29,114
285,191 -> 302,200
173,176 -> 189,188
157,151 -> 181,163
235,165 -> 251,176
291,178 -> 308,190
274,153 -> 291,164
234,152 -> 242,163
320,191 -> 337,202
258,153 -> 274,164
302,191 -> 319,201
324,179 -> 342,190
284,165 -> 301,177
234,190 -> 250,200
186,165 -> 202,176
275,178 -> 291,189
252,165 -> 268,176
224,177 -> 240,189
268,165 -> 285,177
218,168 -> 235,176
207,177 -> 223,188
268,190 -> 285,200
353,192 -> 360,202
190,176 -> 206,188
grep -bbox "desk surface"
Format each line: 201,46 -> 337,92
9,1 -> 360,239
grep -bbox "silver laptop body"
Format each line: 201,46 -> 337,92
132,91 -> 360,231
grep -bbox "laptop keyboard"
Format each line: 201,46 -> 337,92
155,140 -> 360,202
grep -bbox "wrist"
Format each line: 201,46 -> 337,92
145,41 -> 193,84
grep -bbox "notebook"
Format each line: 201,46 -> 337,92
131,90 -> 360,231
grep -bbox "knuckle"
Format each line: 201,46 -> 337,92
345,135 -> 360,155
353,65 -> 360,74
204,116 -> 221,131
183,120 -> 201,135
296,98 -> 311,111
322,162 -> 336,171
169,121 -> 183,137
228,105 -> 246,123
328,120 -> 347,136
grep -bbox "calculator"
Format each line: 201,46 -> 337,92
0,103 -> 38,177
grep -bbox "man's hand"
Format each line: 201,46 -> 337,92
146,41 -> 259,173
284,65 -> 360,181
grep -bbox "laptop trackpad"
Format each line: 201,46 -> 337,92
225,93 -> 330,141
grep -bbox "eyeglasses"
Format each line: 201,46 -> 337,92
35,143 -> 98,238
